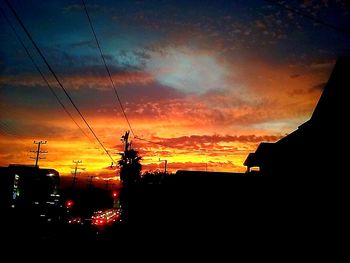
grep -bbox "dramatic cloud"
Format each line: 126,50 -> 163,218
145,47 -> 230,94
149,134 -> 280,148
1,0 -> 348,177
0,70 -> 154,90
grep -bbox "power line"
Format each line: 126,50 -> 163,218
1,2 -> 241,171
0,6 -> 95,145
1,3 -> 108,161
81,0 -> 135,137
80,0 -> 244,155
0,122 -> 34,150
4,0 -> 116,164
81,0 -> 225,153
0,124 -> 22,139
263,0 -> 350,36
0,124 -> 36,162
0,121 -> 22,138
81,1 -> 195,154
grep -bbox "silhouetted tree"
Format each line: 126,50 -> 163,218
118,131 -> 142,186
118,131 -> 142,223
118,148 -> 142,186
141,170 -> 170,185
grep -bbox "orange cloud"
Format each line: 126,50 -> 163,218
0,71 -> 154,89
0,43 -> 334,178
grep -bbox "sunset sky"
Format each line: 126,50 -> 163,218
1,0 -> 349,181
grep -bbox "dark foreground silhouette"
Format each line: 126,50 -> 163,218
245,57 -> 349,178
1,169 -> 346,249
1,58 -> 348,250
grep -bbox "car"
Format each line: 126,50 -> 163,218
67,216 -> 83,225
91,208 -> 121,228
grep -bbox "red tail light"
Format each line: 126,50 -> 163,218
65,199 -> 74,208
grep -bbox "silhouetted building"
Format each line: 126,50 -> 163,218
244,57 -> 349,177
0,164 -> 61,221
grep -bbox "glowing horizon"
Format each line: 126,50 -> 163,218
1,0 -> 348,179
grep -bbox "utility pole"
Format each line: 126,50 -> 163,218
30,140 -> 47,167
72,160 -> 82,189
159,158 -> 168,174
